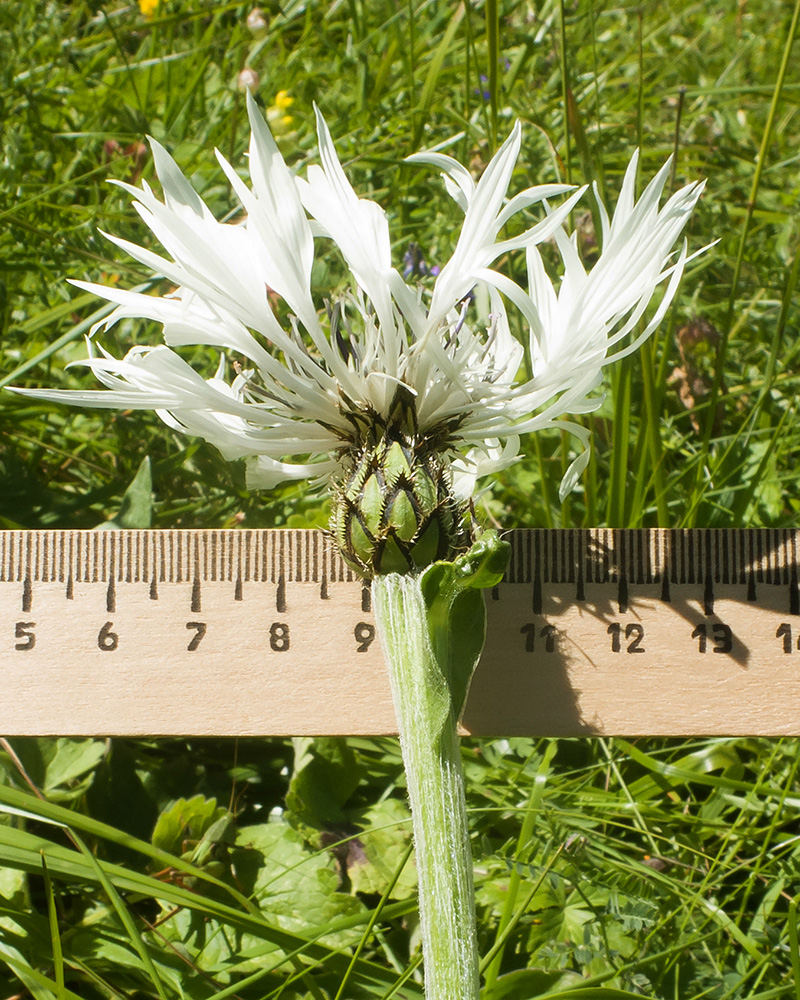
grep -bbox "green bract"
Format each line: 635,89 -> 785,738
331,436 -> 469,578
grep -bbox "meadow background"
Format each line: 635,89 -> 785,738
1,0 -> 800,997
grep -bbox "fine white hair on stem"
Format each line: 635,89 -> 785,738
11,94 -> 707,498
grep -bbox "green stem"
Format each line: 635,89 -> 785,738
485,0 -> 499,154
372,572 -> 479,1000
558,0 -> 571,184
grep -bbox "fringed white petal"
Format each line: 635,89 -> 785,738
13,110 -> 706,500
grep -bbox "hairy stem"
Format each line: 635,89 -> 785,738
372,572 -> 480,1000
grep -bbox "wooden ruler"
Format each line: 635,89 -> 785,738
1,528 -> 799,737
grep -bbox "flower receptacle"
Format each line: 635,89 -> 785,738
331,433 -> 471,579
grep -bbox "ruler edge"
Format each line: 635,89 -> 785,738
1,527 -> 798,588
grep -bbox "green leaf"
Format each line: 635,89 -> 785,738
286,738 -> 361,839
97,456 -> 153,530
442,587 -> 486,720
452,531 -> 511,590
349,798 -> 416,900
0,738 -> 105,803
233,820 -> 366,949
41,738 -> 106,800
482,968 -> 584,1000
419,531 -> 511,720
151,794 -> 230,858
85,740 -> 159,851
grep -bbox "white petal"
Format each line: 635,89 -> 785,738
405,150 -> 475,211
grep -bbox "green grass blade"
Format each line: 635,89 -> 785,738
1,282 -> 158,389
70,831 -> 170,1000
485,0 -> 499,152
558,0 -> 571,182
1,951 -> 86,1000
333,841 -> 413,1000
0,783 -> 257,912
414,3 -> 465,146
693,0 -> 800,515
482,740 -> 558,988
40,855 -> 65,1000
606,359 -> 632,526
790,896 -> 800,1000
0,819 -> 420,996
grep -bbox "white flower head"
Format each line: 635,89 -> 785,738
12,95 -> 706,523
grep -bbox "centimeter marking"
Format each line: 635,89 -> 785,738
1,528 -> 372,615
2,528 -> 798,609
2,528 -> 800,737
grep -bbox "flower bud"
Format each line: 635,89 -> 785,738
246,7 -> 268,33
237,68 -> 260,93
331,435 -> 470,579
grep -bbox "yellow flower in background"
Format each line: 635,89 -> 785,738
138,0 -> 160,16
267,90 -> 295,133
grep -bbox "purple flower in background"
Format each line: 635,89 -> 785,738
475,74 -> 491,102
403,243 -> 440,280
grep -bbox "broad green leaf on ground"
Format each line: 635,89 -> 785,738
233,820 -> 366,948
349,797 -> 416,900
287,737 -> 362,839
151,794 -> 232,860
97,454 -> 153,529
482,967 -> 584,999
0,738 -> 106,802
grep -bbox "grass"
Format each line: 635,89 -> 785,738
1,0 -> 800,997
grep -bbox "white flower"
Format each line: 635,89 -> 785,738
11,94 -> 706,500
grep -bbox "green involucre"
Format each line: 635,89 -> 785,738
331,434 -> 470,578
